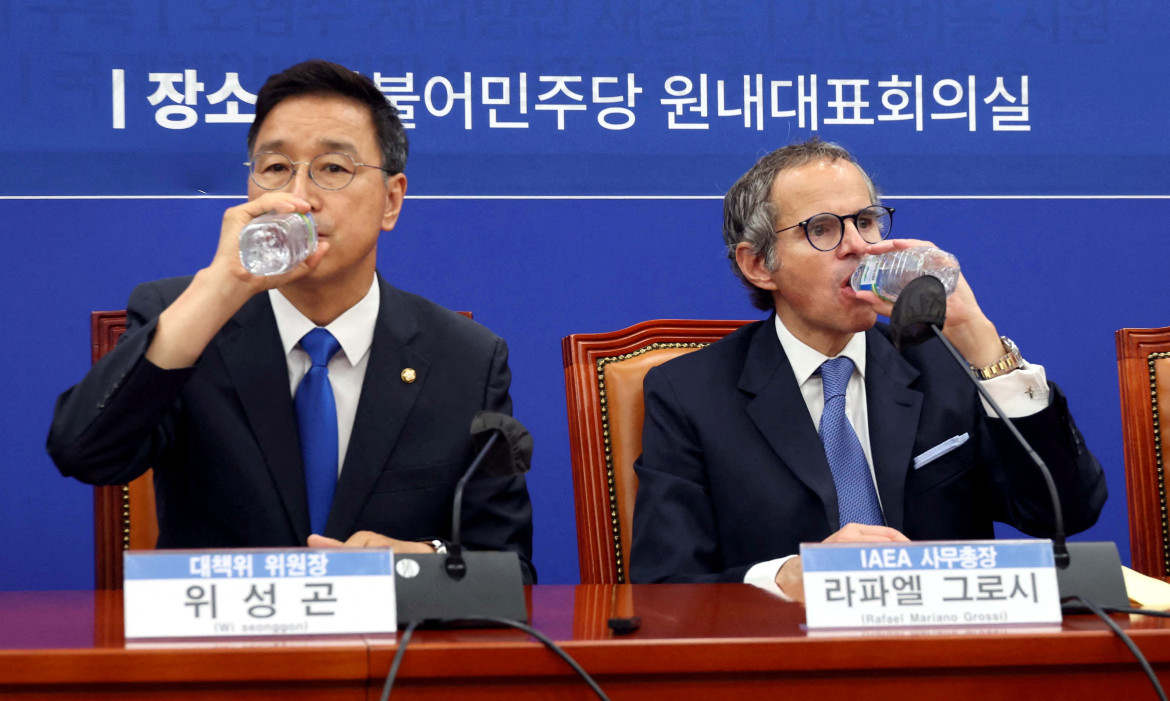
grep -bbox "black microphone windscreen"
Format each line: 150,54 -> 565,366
890,275 -> 947,351
469,411 -> 533,478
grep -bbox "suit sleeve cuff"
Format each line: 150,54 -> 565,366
979,362 -> 1049,418
744,555 -> 797,600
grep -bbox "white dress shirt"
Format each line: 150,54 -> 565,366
268,280 -> 379,474
744,316 -> 1051,598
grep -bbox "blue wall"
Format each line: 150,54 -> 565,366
2,0 -> 1168,589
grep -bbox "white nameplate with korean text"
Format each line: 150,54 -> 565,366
124,549 -> 396,639
801,540 -> 1060,630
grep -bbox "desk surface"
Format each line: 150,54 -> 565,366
3,584 -> 1170,699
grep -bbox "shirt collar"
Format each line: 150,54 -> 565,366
269,279 -> 380,366
773,315 -> 867,386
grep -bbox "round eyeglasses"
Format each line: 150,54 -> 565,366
245,151 -> 394,191
774,205 -> 895,251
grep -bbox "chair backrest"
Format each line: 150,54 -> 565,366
562,319 -> 753,584
1117,325 -> 1170,578
91,310 -> 158,590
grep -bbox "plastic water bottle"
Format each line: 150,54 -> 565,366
238,211 -> 317,276
850,246 -> 961,303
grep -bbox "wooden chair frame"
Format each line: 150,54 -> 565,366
92,310 -> 158,590
1117,325 -> 1170,578
562,319 -> 752,584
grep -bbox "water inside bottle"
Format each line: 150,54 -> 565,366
849,247 -> 961,303
240,227 -> 292,275
933,265 -> 960,291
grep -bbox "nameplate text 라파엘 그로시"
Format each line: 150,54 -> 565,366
801,540 -> 1060,629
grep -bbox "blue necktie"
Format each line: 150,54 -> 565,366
296,328 -> 342,536
818,356 -> 884,528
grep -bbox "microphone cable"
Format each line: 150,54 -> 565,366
1062,596 -> 1166,701
378,619 -> 419,701
383,602 -> 1168,700
379,617 -> 611,701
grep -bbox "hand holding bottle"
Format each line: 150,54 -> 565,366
856,238 -> 1005,368
144,193 -> 327,370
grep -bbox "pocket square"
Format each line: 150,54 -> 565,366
913,433 -> 970,470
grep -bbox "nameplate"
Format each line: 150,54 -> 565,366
123,549 -> 396,639
801,540 -> 1060,629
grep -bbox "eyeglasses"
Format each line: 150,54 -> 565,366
774,205 -> 895,251
245,151 -> 394,191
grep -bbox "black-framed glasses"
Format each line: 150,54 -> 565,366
245,151 -> 394,191
774,205 -> 895,251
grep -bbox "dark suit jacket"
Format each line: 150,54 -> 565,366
630,318 -> 1106,584
48,274 -> 534,581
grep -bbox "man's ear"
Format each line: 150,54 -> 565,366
380,173 -> 408,231
735,242 -> 779,290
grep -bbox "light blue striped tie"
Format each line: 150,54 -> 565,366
296,328 -> 341,536
818,356 -> 884,527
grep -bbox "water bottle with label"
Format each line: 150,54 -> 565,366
850,246 -> 960,303
238,211 -> 317,276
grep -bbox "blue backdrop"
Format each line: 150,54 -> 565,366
2,0 -> 1168,589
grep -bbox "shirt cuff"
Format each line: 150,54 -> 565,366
744,556 -> 797,601
978,362 -> 1048,418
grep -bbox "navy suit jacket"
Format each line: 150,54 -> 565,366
630,318 -> 1106,584
48,274 -> 534,581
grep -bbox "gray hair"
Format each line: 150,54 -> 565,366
722,137 -> 878,311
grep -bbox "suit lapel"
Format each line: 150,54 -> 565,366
863,327 -> 922,532
326,277 -> 429,538
218,295 -> 310,542
740,319 -> 841,529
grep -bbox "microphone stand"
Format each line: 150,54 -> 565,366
889,275 -> 1126,609
445,431 -> 501,581
391,412 -> 531,627
927,326 -> 1070,569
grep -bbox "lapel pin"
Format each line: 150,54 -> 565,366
401,368 -> 416,383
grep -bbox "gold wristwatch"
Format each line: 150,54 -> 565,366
971,336 -> 1023,380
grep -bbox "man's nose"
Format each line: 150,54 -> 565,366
838,218 -> 868,256
287,166 -> 315,199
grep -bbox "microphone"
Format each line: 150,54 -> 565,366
889,276 -> 1127,609
446,411 -> 534,580
889,274 -> 947,352
392,411 -> 533,626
